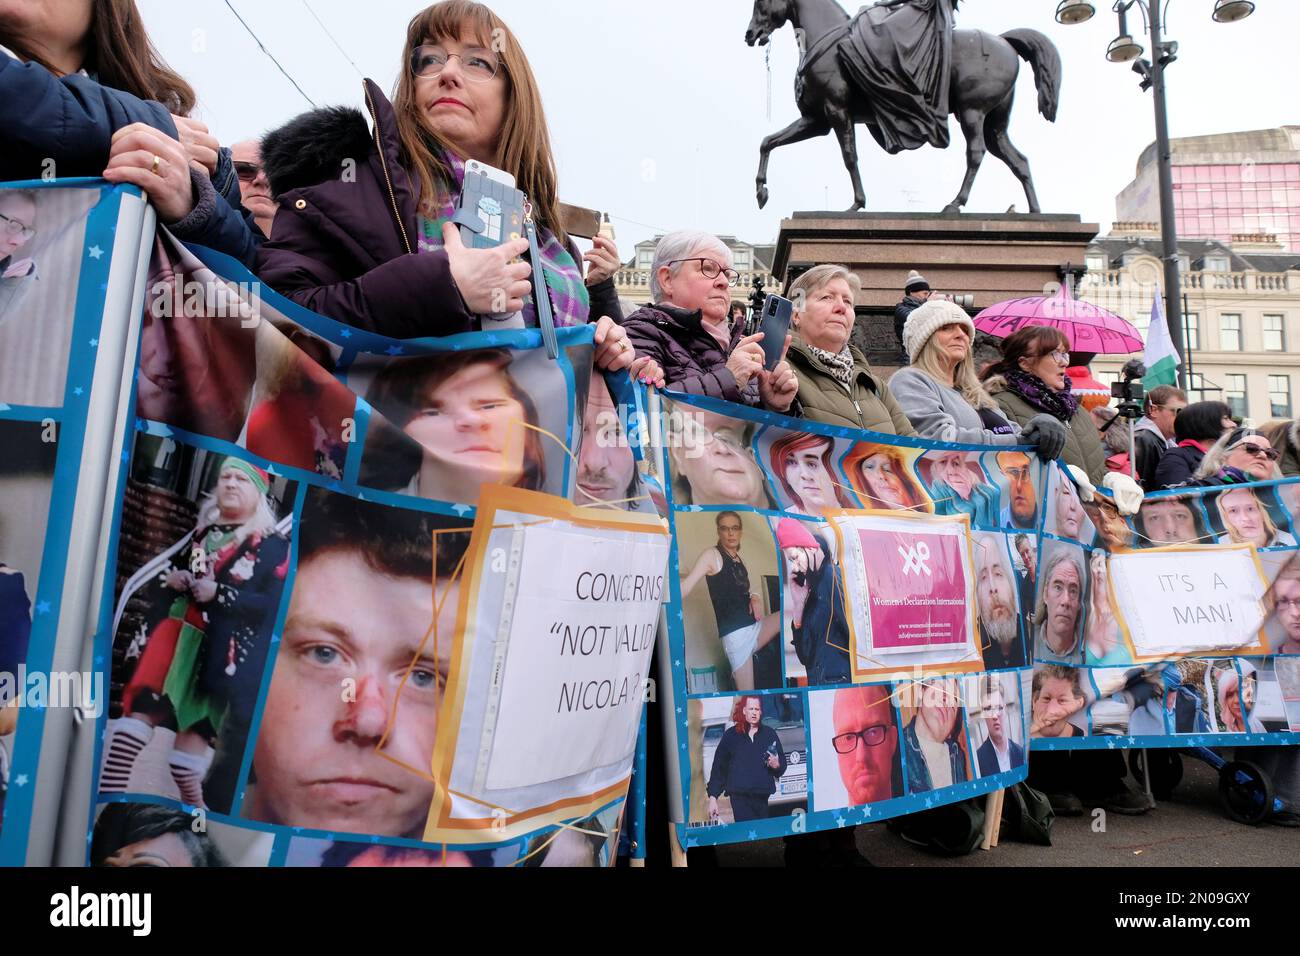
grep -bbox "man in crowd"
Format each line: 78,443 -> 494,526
1134,385 -> 1187,489
893,270 -> 931,363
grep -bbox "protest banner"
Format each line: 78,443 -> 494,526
1,180 -> 667,868
652,393 -> 1038,848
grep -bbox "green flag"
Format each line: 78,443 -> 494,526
1144,295 -> 1181,388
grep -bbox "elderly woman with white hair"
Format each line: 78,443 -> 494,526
623,231 -> 798,413
888,299 -> 1066,460
786,264 -> 914,433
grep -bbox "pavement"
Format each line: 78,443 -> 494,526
711,756 -> 1299,866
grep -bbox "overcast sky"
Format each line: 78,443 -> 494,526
139,0 -> 1297,256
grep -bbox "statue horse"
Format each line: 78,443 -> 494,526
745,0 -> 1061,213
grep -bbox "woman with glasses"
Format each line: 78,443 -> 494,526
982,326 -> 1108,484
0,189 -> 37,319
229,140 -> 276,238
622,230 -> 799,413
0,0 -> 260,268
257,1 -> 636,374
1193,427 -> 1284,485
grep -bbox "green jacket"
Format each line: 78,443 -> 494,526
986,375 -> 1107,484
788,337 -> 916,436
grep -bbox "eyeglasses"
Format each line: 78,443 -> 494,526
233,161 -> 264,183
1042,349 -> 1070,366
410,43 -> 502,82
1226,429 -> 1280,461
831,725 -> 889,753
0,211 -> 35,243
1234,443 -> 1281,462
669,258 -> 740,287
1276,598 -> 1300,612
1153,403 -> 1185,417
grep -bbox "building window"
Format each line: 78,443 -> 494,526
1270,375 -> 1293,418
1204,256 -> 1230,272
733,251 -> 751,270
1264,314 -> 1286,351
1219,314 -> 1242,351
1183,312 -> 1200,350
1186,373 -> 1211,405
1086,254 -> 1108,273
1225,374 -> 1248,419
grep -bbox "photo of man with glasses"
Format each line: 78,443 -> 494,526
815,684 -> 902,808
1270,562 -> 1300,655
971,674 -> 1024,777
995,451 -> 1038,531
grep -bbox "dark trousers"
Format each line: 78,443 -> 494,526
729,792 -> 772,822
204,704 -> 251,814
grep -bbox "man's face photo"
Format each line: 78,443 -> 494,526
1141,498 -> 1198,546
673,412 -> 766,507
716,514 -> 743,553
974,538 -> 1016,638
998,452 -> 1037,529
574,377 -> 636,508
1017,538 -> 1036,578
1054,472 -> 1086,540
983,689 -> 1007,747
248,548 -> 446,838
918,679 -> 960,742
832,685 -> 898,805
1273,576 -> 1300,648
1042,556 -> 1082,654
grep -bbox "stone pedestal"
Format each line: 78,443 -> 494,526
772,212 -> 1100,374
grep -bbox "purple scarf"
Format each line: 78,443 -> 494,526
1002,369 -> 1079,423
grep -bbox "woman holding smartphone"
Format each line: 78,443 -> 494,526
257,0 -> 643,379
705,696 -> 787,824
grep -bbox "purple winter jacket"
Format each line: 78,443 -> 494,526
257,79 -> 620,338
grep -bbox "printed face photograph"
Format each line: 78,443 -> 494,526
1083,497 -> 1133,552
965,673 -> 1025,779
244,489 -> 470,838
1268,562 -> 1300,655
1035,545 -> 1087,663
667,406 -> 774,510
1046,466 -> 1094,543
572,375 -> 641,511
916,450 -> 997,526
1030,665 -> 1087,739
828,685 -> 902,808
899,678 -> 971,794
90,802 -> 273,867
360,347 -> 569,507
1137,497 -> 1205,548
972,533 -> 1023,670
845,443 -> 930,513
763,431 -> 852,517
993,451 -> 1038,531
0,186 -> 99,408
285,835 -> 516,868
1211,487 -> 1296,551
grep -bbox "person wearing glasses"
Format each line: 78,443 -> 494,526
623,231 -> 798,413
973,675 -> 1023,777
832,684 -> 902,804
1133,385 -> 1187,489
256,1 -> 639,376
982,326 -> 1107,485
1271,565 -> 1300,655
0,1 -> 261,268
230,140 -> 277,238
1194,428 -> 1285,485
0,189 -> 37,319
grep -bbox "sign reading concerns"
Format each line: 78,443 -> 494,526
1109,546 -> 1270,657
486,526 -> 669,790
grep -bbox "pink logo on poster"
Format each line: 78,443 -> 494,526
859,528 -> 968,650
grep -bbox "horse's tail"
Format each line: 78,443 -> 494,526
1001,28 -> 1061,123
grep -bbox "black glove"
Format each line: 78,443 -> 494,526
1022,414 -> 1067,462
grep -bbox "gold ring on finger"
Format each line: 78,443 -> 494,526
150,153 -> 163,177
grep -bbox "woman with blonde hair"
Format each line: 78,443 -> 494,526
889,300 -> 1066,460
842,443 -> 931,513
257,1 -> 637,378
1215,486 -> 1296,549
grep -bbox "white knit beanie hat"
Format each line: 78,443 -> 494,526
902,299 -> 976,365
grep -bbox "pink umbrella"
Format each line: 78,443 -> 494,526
974,283 -> 1143,355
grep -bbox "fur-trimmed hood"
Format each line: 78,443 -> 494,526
982,373 -> 1009,395
261,104 -> 375,200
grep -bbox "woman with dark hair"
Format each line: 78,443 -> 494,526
982,326 -> 1107,484
91,802 -> 228,867
705,695 -> 787,824
0,0 -> 260,266
1151,401 -> 1235,490
256,0 -> 638,381
768,432 -> 854,515
363,349 -> 546,504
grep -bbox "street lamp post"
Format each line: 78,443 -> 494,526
1056,1 -> 1257,392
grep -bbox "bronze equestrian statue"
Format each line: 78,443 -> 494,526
745,0 -> 1062,214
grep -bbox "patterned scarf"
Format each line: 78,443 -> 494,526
416,152 -> 589,328
1002,369 -> 1079,423
809,344 -> 855,387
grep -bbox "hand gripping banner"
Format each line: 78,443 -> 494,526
650,392 -> 1043,848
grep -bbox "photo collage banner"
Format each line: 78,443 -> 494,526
1028,464 -> 1300,752
653,393 -> 1039,848
2,181 -> 667,868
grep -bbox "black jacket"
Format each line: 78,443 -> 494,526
894,295 -> 926,350
793,539 -> 851,685
1134,428 -> 1168,489
1151,444 -> 1205,490
707,723 -> 787,798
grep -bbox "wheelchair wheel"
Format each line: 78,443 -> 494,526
1218,760 -> 1274,826
1128,750 -> 1183,800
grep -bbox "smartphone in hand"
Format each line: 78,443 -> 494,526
758,294 -> 793,371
